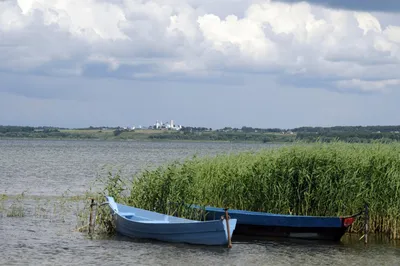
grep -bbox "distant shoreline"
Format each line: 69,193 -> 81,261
0,136 -> 285,144
1,125 -> 400,143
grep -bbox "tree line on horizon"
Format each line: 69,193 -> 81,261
2,124 -> 400,133
1,125 -> 400,143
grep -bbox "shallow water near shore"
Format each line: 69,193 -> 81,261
1,139 -> 399,265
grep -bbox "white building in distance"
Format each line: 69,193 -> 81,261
153,120 -> 182,130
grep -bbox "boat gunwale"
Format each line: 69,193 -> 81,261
195,205 -> 362,220
106,196 -> 237,226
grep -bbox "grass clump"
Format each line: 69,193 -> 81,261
96,142 -> 400,239
5,192 -> 26,217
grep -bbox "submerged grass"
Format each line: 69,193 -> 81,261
95,141 -> 400,240
5,192 -> 26,217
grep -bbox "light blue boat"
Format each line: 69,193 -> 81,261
105,196 -> 237,246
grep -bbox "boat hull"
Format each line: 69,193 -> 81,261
106,197 -> 237,246
200,207 -> 356,241
229,223 -> 348,241
114,215 -> 236,246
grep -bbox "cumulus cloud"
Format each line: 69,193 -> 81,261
1,0 -> 400,93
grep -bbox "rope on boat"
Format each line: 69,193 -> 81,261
223,208 -> 233,248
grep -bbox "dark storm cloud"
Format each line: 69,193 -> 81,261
272,0 -> 400,12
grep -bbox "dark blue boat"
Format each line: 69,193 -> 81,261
195,205 -> 361,241
105,196 -> 237,246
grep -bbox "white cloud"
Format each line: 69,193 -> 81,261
354,12 -> 382,35
336,79 -> 400,92
384,26 -> 400,44
16,0 -> 128,40
198,13 -> 278,65
1,0 -> 400,93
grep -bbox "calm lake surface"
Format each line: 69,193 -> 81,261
1,139 -> 399,265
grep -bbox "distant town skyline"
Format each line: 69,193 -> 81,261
1,0 -> 400,129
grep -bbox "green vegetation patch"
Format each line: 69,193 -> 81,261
99,142 -> 400,239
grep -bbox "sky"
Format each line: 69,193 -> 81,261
1,0 -> 400,129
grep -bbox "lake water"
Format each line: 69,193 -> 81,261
1,139 -> 399,265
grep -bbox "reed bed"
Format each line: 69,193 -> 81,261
101,142 -> 400,239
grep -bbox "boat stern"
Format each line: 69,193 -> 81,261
222,218 -> 237,243
105,196 -> 119,214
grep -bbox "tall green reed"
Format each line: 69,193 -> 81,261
96,142 -> 400,239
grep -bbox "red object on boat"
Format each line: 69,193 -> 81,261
341,217 -> 356,227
